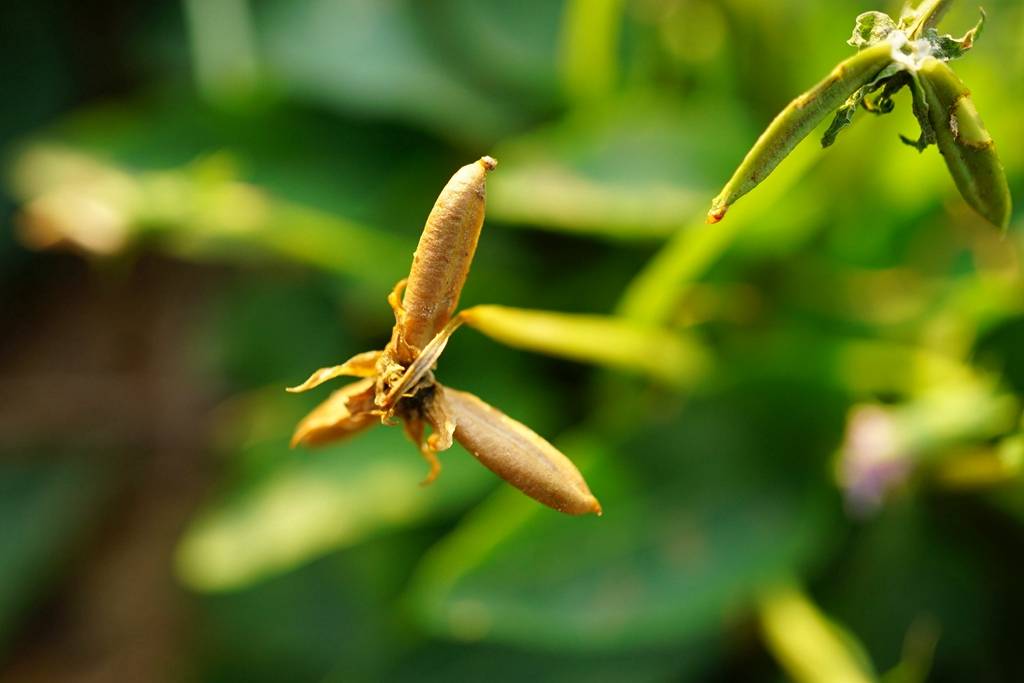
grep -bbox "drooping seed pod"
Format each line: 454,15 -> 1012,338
398,156 -> 497,359
917,58 -> 1012,229
441,385 -> 602,516
708,42 -> 893,223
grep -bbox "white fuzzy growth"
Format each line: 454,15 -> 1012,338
887,29 -> 934,70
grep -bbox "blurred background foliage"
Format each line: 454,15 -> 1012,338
1,0 -> 1023,681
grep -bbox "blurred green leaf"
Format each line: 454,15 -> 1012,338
424,0 -> 566,104
255,0 -> 525,145
487,95 -> 751,240
617,124 -> 821,323
195,530 -> 433,682
381,638 -> 717,683
8,144 -> 410,288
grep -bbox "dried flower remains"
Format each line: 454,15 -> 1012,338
288,157 -> 602,516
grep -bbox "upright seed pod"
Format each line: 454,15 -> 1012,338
442,385 -> 602,516
708,42 -> 893,223
917,58 -> 1012,229
398,156 -> 497,360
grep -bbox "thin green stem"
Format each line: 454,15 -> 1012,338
906,0 -> 955,38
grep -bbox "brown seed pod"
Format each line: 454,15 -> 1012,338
288,156 -> 602,517
397,156 -> 497,360
442,385 -> 602,516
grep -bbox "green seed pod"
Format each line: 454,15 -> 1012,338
917,58 -> 1012,228
708,42 -> 893,223
399,156 -> 497,358
442,385 -> 602,516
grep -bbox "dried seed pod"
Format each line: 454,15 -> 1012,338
441,385 -> 602,516
708,42 -> 893,223
917,58 -> 1011,228
398,156 -> 497,359
291,378 -> 378,447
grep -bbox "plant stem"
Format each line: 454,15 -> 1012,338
906,0 -> 955,38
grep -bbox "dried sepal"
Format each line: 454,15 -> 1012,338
290,378 -> 378,447
423,387 -> 456,453
286,350 -> 383,393
400,413 -> 442,485
442,385 -> 602,516
379,315 -> 465,411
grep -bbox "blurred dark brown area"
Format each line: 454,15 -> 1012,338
1,255 -> 221,682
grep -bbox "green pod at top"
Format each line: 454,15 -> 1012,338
708,42 -> 894,223
917,58 -> 1012,229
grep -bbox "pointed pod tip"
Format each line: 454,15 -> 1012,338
479,156 -> 498,171
590,497 -> 603,516
706,205 -> 727,224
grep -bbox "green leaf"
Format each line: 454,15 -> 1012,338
848,11 -> 897,49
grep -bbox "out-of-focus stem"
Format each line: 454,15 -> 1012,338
757,582 -> 876,683
559,0 -> 625,102
905,0 -> 955,38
